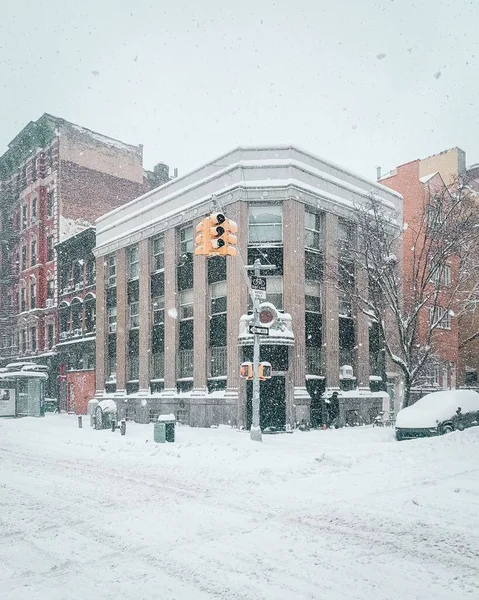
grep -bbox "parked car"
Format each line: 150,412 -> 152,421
395,389 -> 479,441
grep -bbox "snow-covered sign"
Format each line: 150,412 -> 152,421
0,387 -> 16,417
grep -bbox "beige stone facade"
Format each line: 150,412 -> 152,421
94,146 -> 402,428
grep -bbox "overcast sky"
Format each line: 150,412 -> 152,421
1,0 -> 478,180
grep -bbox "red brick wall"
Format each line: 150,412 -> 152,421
60,161 -> 146,224
66,370 -> 96,415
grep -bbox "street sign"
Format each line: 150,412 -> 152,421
251,275 -> 267,300
251,276 -> 266,290
249,325 -> 269,336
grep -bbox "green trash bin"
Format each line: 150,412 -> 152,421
154,422 -> 166,443
154,414 -> 176,443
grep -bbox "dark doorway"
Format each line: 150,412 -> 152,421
246,376 -> 286,431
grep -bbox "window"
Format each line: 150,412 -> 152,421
152,235 -> 164,272
338,219 -> 355,254
305,280 -> 321,313
47,236 -> 54,261
47,279 -> 54,299
249,205 -> 283,244
425,365 -> 440,386
108,306 -> 117,332
30,279 -> 36,309
129,301 -> 140,329
21,245 -> 27,270
47,190 -> 54,217
21,205 -> 27,229
20,329 -> 27,353
305,211 -> 322,250
430,264 -> 451,287
31,159 -> 37,182
107,255 -> 117,287
30,326 -> 37,352
86,259 -> 96,285
128,245 -> 139,280
179,225 -> 193,256
30,239 -> 37,266
31,197 -> 37,221
152,295 -> 164,325
47,323 -> 54,349
429,306 -> 452,330
20,287 -> 26,312
210,281 -> 227,315
180,289 -> 194,320
266,276 -> 283,310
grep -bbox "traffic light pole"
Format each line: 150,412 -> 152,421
246,259 -> 276,442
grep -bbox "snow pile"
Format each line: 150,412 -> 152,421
157,413 -> 175,422
396,389 -> 479,428
97,399 -> 117,414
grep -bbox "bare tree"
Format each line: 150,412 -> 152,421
338,178 -> 479,407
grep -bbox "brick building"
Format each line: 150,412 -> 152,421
55,227 -> 96,414
0,114 -> 166,393
93,146 -> 402,428
379,148 -> 467,392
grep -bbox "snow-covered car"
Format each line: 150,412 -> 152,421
395,389 -> 479,441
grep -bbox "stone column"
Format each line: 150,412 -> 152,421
190,218 -> 208,426
163,228 -> 178,398
115,248 -> 127,395
138,239 -> 151,395
95,255 -> 106,397
283,198 -> 310,425
355,266 -> 370,392
226,201 -> 248,428
324,212 -> 339,390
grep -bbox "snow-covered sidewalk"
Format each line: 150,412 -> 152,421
1,415 -> 478,600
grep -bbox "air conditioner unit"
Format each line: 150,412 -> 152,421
59,332 -> 68,341
339,365 -> 354,379
74,328 -> 82,337
75,283 -> 81,291
109,323 -> 117,333
45,298 -> 53,308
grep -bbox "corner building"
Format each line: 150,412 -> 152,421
94,147 -> 402,428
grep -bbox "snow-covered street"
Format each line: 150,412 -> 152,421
1,416 -> 478,600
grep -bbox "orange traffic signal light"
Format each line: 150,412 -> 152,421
194,218 -> 211,256
211,215 -> 237,257
259,362 -> 272,381
240,362 -> 253,380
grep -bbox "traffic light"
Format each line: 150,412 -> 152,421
240,362 -> 253,380
209,213 -> 238,257
194,218 -> 211,256
259,362 -> 272,381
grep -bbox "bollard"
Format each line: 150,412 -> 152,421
120,419 -> 126,436
91,415 -> 96,429
111,420 -> 116,432
78,416 -> 83,428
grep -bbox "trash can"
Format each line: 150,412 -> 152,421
154,413 -> 176,443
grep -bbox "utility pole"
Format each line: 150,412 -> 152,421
246,258 -> 276,442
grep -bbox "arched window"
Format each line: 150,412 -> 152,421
71,297 -> 83,332
59,301 -> 71,336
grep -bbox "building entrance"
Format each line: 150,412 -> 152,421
246,376 -> 286,431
